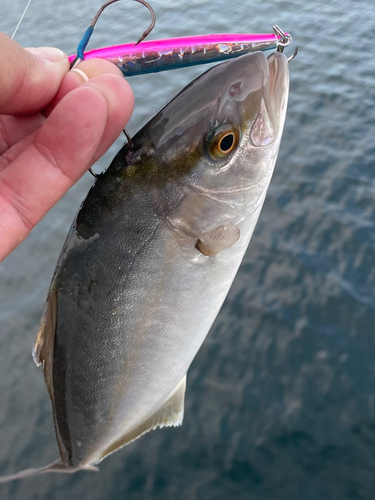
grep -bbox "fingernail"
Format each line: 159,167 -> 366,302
26,47 -> 68,63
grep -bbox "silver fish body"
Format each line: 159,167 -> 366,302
33,50 -> 289,472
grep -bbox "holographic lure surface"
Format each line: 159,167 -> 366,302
68,32 -> 291,77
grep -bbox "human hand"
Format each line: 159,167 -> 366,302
0,32 -> 134,262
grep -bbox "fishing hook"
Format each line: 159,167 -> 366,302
70,0 -> 156,69
287,47 -> 298,62
122,128 -> 134,151
88,168 -> 100,178
272,25 -> 297,62
88,128 -> 133,178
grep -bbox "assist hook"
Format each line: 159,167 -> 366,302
70,0 -> 154,178
70,0 -> 156,69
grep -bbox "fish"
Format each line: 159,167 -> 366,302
0,48 -> 289,482
69,31 -> 291,77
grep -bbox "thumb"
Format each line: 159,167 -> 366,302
0,32 -> 69,115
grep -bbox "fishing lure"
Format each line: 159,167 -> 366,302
69,0 -> 293,77
69,31 -> 292,77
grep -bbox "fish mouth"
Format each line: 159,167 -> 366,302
266,51 -> 289,132
267,51 -> 289,99
242,51 -> 289,149
253,51 -> 290,144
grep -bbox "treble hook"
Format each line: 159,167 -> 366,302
70,0 -> 156,69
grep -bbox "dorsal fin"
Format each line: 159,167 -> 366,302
196,222 -> 240,256
99,375 -> 187,462
32,284 -> 57,400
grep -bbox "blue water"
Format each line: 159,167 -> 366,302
0,0 -> 375,498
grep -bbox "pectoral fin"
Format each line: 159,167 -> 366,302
196,223 -> 240,256
99,375 -> 187,461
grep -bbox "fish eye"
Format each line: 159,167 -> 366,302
206,124 -> 240,161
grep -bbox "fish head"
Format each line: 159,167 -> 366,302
131,50 -> 289,241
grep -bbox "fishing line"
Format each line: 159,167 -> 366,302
11,0 -> 33,39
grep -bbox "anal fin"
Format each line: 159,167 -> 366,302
99,375 -> 187,461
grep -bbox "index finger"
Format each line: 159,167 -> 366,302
0,73 -> 133,261
0,32 -> 69,115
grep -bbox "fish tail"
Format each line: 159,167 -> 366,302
0,459 -> 99,483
